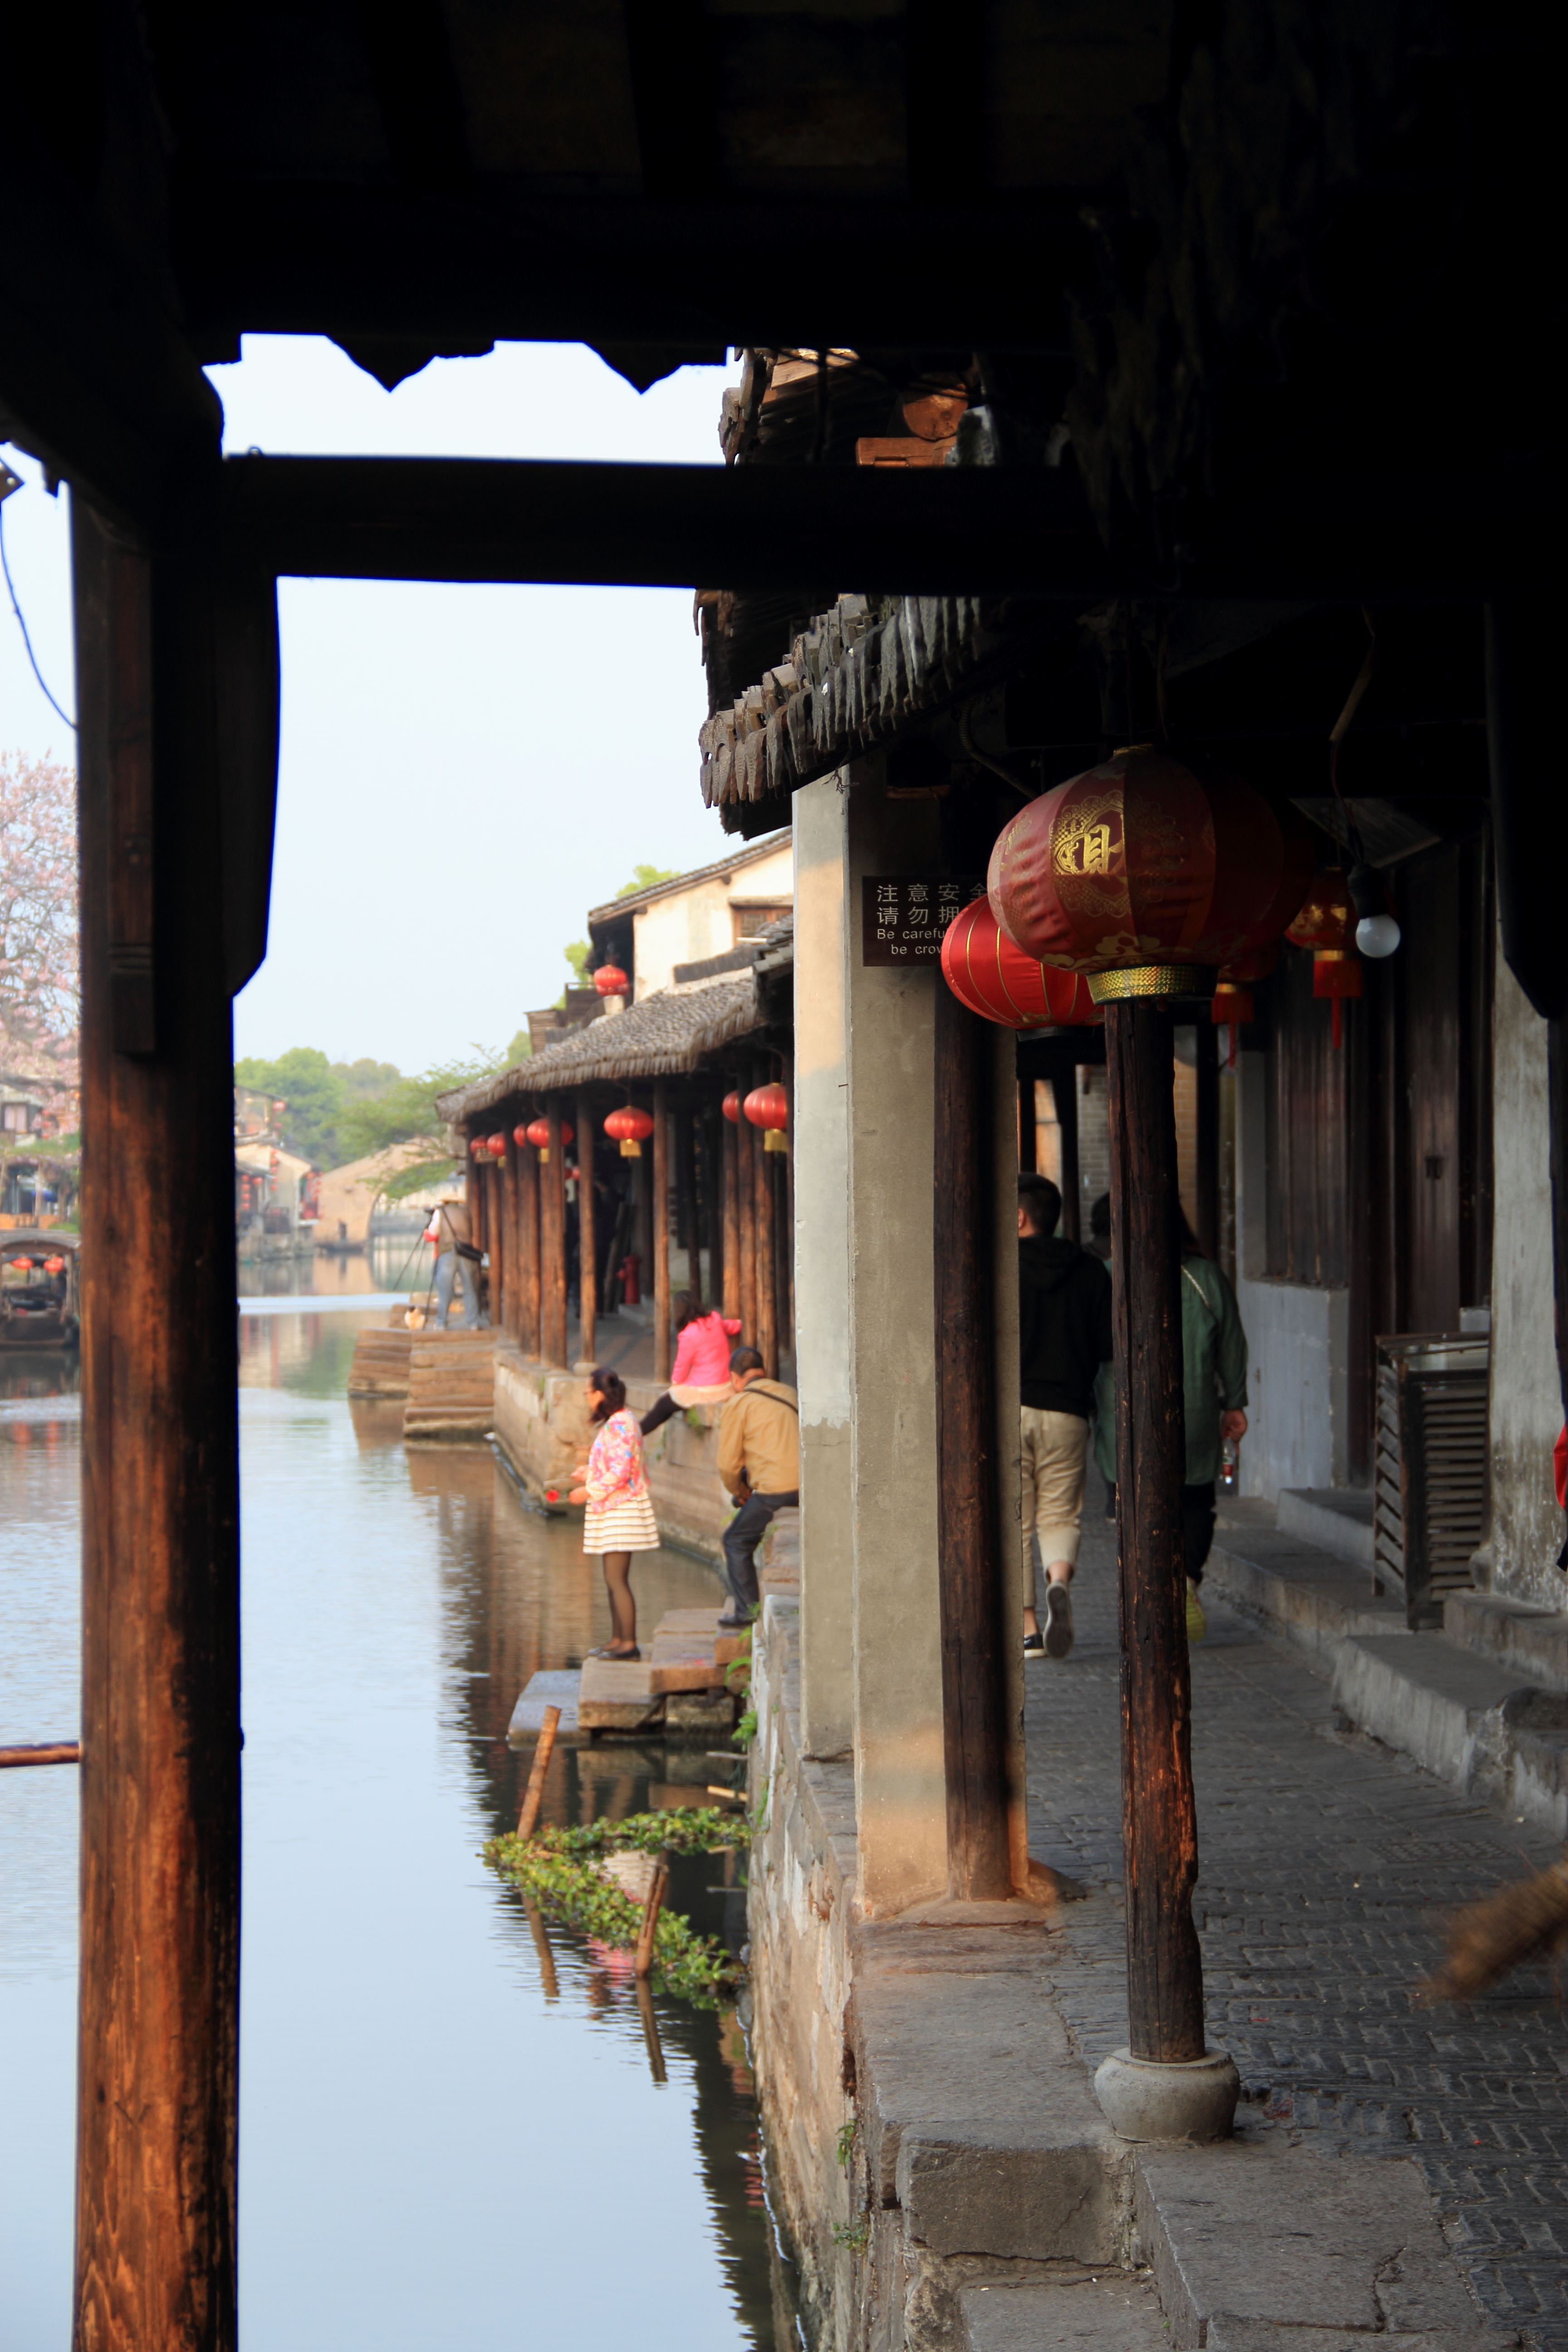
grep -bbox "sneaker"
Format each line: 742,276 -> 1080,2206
1023,1628 -> 1046,1661
1043,1581 -> 1074,1660
1185,1581 -> 1207,1643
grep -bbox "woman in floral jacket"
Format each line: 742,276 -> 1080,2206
569,1367 -> 660,1659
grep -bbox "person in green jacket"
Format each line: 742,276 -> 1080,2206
1093,1213 -> 1249,1639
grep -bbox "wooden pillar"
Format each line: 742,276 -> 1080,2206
722,1111 -> 741,1321
1195,1020 -> 1220,1263
780,1048 -> 796,1362
542,1101 -> 568,1367
933,986 -> 1013,1901
486,1153 -> 505,1331
674,1100 -> 695,1293
576,1087 -> 597,1367
652,1081 -> 672,1381
501,1126 -> 521,1341
1053,1069 -> 1081,1243
467,1140 -> 485,1254
73,506 -> 240,2345
752,1080 -> 778,1377
1104,996 -> 1205,2064
519,1130 -> 542,1358
706,1106 -> 725,1309
1017,1076 -> 1034,1171
736,1100 -> 759,1345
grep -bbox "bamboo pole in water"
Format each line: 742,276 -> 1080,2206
0,1741 -> 80,1769
516,1705 -> 562,1839
634,1855 -> 670,1978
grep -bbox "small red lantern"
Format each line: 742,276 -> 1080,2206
513,1124 -> 530,1147
941,899 -> 1103,1029
1210,942 -> 1279,1067
1286,872 -> 1360,1049
485,1132 -> 506,1158
43,1256 -> 66,1274
593,964 -> 629,998
605,1105 -> 656,1158
743,1082 -> 790,1153
722,1090 -> 741,1123
989,745 -> 1312,1001
470,1136 -> 486,1157
523,1116 -> 574,1162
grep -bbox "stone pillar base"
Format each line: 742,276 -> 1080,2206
1093,2047 -> 1240,2142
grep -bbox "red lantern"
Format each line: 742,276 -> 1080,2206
1286,872 -> 1360,1049
43,1256 -> 66,1274
941,899 -> 1103,1029
513,1124 -> 530,1147
722,1090 -> 741,1123
523,1116 -> 574,1161
604,1105 -> 656,1158
593,965 -> 629,997
989,745 -> 1312,1001
1210,942 -> 1279,1067
485,1132 -> 506,1158
470,1136 -> 486,1157
743,1083 -> 789,1153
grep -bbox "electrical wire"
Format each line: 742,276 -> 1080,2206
0,495 -> 76,734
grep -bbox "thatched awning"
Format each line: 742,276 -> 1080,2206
436,975 -> 762,1123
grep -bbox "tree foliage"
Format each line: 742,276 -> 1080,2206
615,863 -> 680,899
0,753 -> 79,1107
233,1047 -> 356,1167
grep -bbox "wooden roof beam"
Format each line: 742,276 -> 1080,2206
220,453 -> 1545,600
0,120 -> 220,537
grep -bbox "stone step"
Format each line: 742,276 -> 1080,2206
1444,1588 -> 1568,1692
1206,1521 -> 1410,1661
1331,1632 -> 1568,1837
1133,2142 -> 1500,2352
958,2274 -> 1165,2352
506,1669 -> 581,1740
1275,1485 -> 1375,1569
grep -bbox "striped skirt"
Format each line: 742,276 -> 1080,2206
583,1492 -> 661,1555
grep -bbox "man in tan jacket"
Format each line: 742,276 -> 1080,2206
429,1196 -> 484,1330
715,1347 -> 799,1626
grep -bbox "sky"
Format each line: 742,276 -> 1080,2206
0,338 -> 739,1073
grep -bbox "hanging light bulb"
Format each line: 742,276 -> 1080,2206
1347,862 -> 1401,959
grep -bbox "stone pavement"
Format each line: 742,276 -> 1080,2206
1024,1514 -> 1568,2352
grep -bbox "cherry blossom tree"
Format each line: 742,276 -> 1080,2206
0,752 -> 79,1119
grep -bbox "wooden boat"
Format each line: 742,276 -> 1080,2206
0,1230 -> 80,1348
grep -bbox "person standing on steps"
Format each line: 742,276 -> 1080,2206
569,1367 -> 660,1660
715,1347 -> 799,1629
429,1195 -> 485,1330
1094,1211 -> 1249,1643
1018,1173 -> 1114,1664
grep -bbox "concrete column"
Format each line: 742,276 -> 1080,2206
844,769 -> 946,1914
793,774 -> 855,1757
1490,934 -> 1558,1604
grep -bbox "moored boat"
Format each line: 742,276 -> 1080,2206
0,1231 -> 79,1348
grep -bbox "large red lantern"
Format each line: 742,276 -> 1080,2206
744,1083 -> 789,1153
593,964 -> 629,998
989,745 -> 1311,1001
1286,871 -> 1361,1049
722,1090 -> 741,1123
941,898 -> 1103,1029
485,1132 -> 506,1158
1210,941 -> 1279,1067
523,1116 -> 574,1161
604,1105 -> 656,1158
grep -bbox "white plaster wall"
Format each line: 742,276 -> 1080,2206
1233,1048 -> 1350,1499
629,842 -> 795,995
1235,1276 -> 1351,1500
1489,944 -> 1561,1604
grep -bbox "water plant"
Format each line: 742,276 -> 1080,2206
482,1809 -> 750,2008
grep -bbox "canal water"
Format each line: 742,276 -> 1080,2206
1,1274 -> 795,2350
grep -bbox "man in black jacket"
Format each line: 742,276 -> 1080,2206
1018,1174 -> 1113,1662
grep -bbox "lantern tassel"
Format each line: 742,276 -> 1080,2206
1228,1020 -> 1239,1070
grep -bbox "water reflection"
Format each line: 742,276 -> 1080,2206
0,1308 -> 798,2352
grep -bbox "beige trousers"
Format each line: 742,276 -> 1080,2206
1019,1406 -> 1089,1568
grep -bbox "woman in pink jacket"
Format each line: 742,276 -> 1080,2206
640,1290 -> 742,1436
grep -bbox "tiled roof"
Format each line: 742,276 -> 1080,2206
436,974 -> 764,1120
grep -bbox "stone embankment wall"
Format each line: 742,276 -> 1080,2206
490,1344 -> 733,1560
